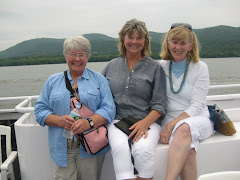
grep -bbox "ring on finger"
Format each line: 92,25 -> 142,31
141,131 -> 144,134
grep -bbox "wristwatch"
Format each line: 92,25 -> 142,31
87,118 -> 94,128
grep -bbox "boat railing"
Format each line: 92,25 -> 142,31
0,95 -> 39,121
209,84 -> 240,89
0,84 -> 239,115
207,93 -> 240,101
14,96 -> 39,113
0,95 -> 39,114
208,84 -> 240,100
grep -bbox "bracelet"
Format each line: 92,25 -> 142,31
167,128 -> 173,132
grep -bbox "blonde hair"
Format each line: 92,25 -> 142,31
160,25 -> 200,62
118,19 -> 151,57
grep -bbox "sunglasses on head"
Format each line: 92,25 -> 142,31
126,20 -> 146,26
170,23 -> 192,31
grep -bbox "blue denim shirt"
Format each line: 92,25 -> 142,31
34,69 -> 116,167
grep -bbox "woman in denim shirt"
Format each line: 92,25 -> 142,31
34,36 -> 116,180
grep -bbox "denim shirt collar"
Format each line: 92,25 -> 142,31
67,68 -> 90,84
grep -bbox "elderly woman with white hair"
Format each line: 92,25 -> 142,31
34,36 -> 116,180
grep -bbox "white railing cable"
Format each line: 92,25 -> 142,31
209,84 -> 240,89
207,94 -> 240,101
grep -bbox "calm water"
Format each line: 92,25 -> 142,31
0,57 -> 240,98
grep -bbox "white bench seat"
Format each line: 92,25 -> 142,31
15,106 -> 240,180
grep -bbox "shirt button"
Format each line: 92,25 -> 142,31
80,93 -> 83,95
132,70 -> 134,72
128,77 -> 130,79
126,86 -> 128,88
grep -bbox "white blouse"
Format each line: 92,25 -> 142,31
159,60 -> 210,118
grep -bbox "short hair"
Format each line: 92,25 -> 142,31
63,36 -> 91,59
160,25 -> 200,63
118,18 -> 151,57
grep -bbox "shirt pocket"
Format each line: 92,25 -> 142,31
86,89 -> 101,109
49,92 -> 66,112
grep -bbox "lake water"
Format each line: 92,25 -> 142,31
0,57 -> 240,98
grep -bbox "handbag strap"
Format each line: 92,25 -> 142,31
122,117 -> 139,174
64,71 -> 81,109
128,138 -> 138,175
64,70 -> 75,95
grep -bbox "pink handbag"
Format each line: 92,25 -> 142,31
65,70 -> 109,154
70,96 -> 109,154
80,125 -> 109,154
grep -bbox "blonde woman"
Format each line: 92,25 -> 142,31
159,23 -> 214,180
102,19 -> 167,180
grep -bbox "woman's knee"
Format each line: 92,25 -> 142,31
175,123 -> 191,138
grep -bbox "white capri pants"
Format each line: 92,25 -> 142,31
108,119 -> 161,180
161,115 -> 214,151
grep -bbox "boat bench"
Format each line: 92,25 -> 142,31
14,108 -> 240,180
100,109 -> 240,180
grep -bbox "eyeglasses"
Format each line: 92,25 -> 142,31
67,53 -> 88,59
170,23 -> 192,31
126,19 -> 146,26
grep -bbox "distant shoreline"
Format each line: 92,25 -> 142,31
0,55 -> 240,67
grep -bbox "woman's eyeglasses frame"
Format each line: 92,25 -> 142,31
67,53 -> 88,60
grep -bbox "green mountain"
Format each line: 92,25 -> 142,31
0,25 -> 239,66
0,38 -> 64,58
194,26 -> 240,57
0,33 -> 118,59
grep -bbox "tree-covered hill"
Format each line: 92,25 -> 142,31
194,25 -> 240,57
0,25 -> 239,66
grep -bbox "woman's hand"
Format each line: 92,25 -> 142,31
45,114 -> 75,129
129,120 -> 150,143
160,122 -> 175,144
71,119 -> 90,136
128,110 -> 161,143
60,115 -> 75,129
160,112 -> 190,144
160,126 -> 173,144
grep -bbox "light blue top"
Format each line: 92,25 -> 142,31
172,58 -> 187,78
34,69 -> 116,167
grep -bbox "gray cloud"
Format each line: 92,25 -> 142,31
0,0 -> 239,51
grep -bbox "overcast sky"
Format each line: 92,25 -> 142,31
0,0 -> 239,51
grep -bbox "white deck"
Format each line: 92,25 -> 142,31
1,84 -> 240,180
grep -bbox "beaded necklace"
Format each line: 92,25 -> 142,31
169,60 -> 190,94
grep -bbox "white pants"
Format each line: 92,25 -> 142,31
108,120 -> 161,180
161,115 -> 214,151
